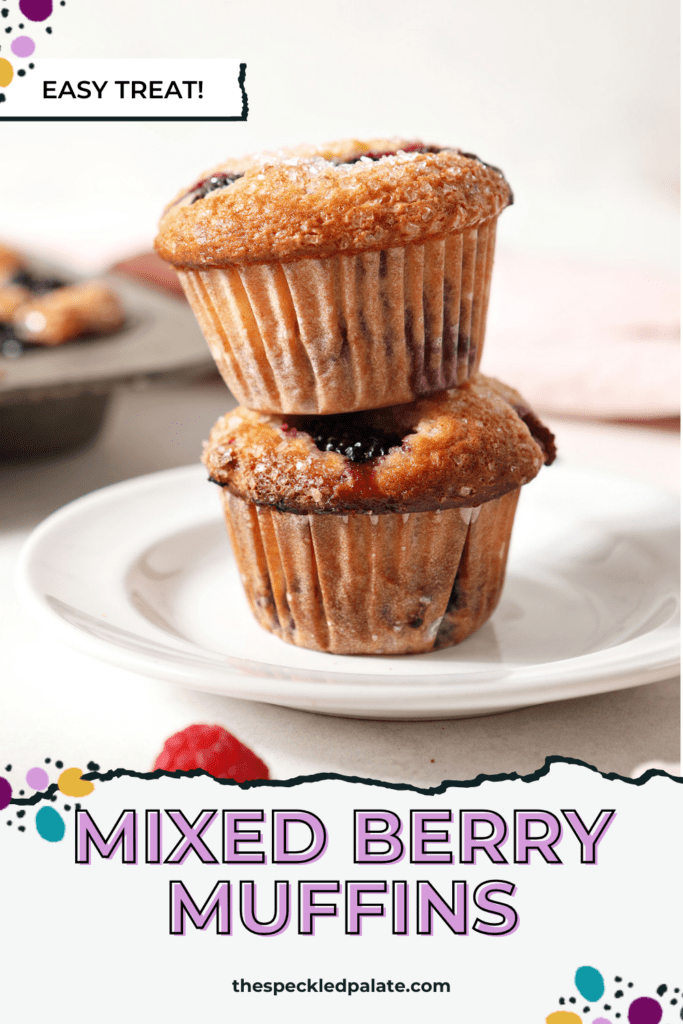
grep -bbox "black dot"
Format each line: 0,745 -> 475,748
672,1000 -> 679,1006
75,802 -> 81,810
627,983 -> 633,989
87,761 -> 100,772
60,1 -> 65,4
569,998 -> 576,1004
615,977 -> 622,983
6,820 -> 11,825
64,804 -> 71,811
16,810 -> 25,818
45,25 -> 51,32
18,790 -> 24,795
50,794 -> 57,802
559,999 -> 565,1005
55,760 -> 63,769
45,758 -> 51,764
18,21 -> 23,27
615,991 -> 624,999
4,764 -> 11,771
616,1015 -> 621,1020
17,68 -> 25,75
583,1008 -> 590,1014
0,93 -> 5,103
0,8 -> 8,16
5,26 -> 12,33
604,1006 -> 611,1012
28,62 -> 34,68
18,826 -> 25,832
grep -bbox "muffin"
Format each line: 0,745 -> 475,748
12,282 -> 125,346
156,140 -> 512,414
202,374 -> 555,655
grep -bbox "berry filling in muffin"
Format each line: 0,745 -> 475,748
10,269 -> 68,293
342,142 -> 442,164
188,170 -> 244,204
293,417 -> 407,463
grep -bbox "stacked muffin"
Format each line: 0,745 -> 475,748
156,139 -> 555,655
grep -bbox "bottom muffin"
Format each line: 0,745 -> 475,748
203,374 -> 556,655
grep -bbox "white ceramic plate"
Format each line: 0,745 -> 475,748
16,463 -> 679,720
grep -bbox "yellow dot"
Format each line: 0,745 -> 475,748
0,58 -> 14,88
58,767 -> 95,798
546,1014 -> 583,1024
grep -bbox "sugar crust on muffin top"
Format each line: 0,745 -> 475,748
203,374 -> 555,515
155,139 -> 512,268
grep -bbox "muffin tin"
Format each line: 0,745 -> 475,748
0,259 -> 214,460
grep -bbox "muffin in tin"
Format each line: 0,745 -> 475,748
156,140 -> 512,414
202,374 -> 555,655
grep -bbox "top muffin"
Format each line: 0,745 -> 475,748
155,139 -> 512,267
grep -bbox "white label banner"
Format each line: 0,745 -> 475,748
0,58 -> 247,119
1,760 -> 682,1022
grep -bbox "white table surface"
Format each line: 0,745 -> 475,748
0,379 -> 679,783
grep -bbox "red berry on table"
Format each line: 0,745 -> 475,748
154,724 -> 269,782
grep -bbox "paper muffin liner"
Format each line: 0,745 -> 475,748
220,486 -> 519,655
178,218 -> 498,414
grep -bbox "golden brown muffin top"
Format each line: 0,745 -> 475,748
155,139 -> 512,268
203,374 -> 555,515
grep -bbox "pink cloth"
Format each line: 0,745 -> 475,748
480,253 -> 680,419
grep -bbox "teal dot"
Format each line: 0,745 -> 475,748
575,966 -> 605,1002
36,805 -> 65,842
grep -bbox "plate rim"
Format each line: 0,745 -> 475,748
15,462 -> 681,717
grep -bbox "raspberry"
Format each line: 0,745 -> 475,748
154,724 -> 269,782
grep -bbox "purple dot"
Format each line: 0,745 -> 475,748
628,998 -> 663,1024
26,766 -> 49,790
11,34 -> 34,56
0,777 -> 12,810
592,1019 -> 612,1024
18,0 -> 52,21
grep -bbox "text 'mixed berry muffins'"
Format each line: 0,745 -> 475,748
202,375 -> 555,656
156,140 -> 512,414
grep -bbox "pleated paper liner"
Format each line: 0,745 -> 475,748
178,218 -> 497,414
220,487 -> 519,656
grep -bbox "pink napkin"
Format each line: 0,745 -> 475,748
480,254 -> 680,420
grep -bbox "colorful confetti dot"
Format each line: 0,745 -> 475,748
0,776 -> 12,809
58,767 -> 94,798
547,1014 -> 583,1024
35,805 -> 65,842
19,0 -> 52,20
627,998 -> 662,1024
576,968 -> 606,1002
0,56 -> 13,87
26,766 -> 49,790
592,1019 -> 612,1024
11,34 -> 34,56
